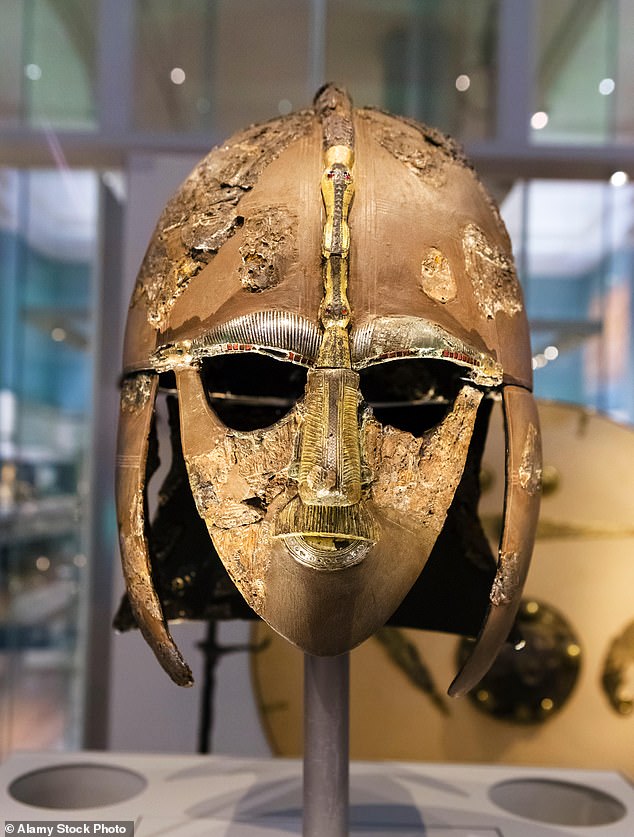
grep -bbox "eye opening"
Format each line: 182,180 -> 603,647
158,370 -> 177,391
200,352 -> 308,431
360,358 -> 470,436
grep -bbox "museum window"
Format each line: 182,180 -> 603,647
0,0 -> 97,131
503,178 -> 634,420
533,0 -> 633,145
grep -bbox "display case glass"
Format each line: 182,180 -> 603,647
501,178 -> 634,421
533,0 -> 633,145
326,0 -> 499,142
0,168 -> 99,757
0,0 -> 97,130
131,0 -> 498,143
132,0 -> 312,136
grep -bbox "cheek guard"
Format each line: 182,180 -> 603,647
115,85 -> 541,695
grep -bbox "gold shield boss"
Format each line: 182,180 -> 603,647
116,86 -> 541,694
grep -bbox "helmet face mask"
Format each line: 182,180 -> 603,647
116,86 -> 541,693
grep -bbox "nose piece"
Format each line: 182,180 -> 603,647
277,359 -> 378,570
297,367 -> 363,507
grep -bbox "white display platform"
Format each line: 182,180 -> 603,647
2,751 -> 633,836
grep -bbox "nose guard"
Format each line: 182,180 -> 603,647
274,352 -> 378,569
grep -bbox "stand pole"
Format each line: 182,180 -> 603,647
303,652 -> 350,837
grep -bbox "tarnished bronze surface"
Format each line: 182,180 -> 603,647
238,206 -> 297,291
116,373 -> 193,686
116,84 -> 539,691
358,110 -> 458,188
122,111 -> 316,369
450,386 -> 541,696
122,91 -> 530,390
462,223 -> 523,320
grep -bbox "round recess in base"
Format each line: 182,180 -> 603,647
489,778 -> 627,827
9,763 -> 147,809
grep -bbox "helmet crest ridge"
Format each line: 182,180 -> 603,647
314,84 -> 356,370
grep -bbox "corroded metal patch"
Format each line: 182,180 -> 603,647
420,247 -> 457,303
211,522 -> 271,609
519,422 -> 543,495
131,111 -> 313,330
238,206 -> 297,291
314,84 -> 354,149
462,223 -> 523,319
120,374 -> 154,414
395,111 -> 469,167
183,414 -> 299,609
358,110 -> 448,187
490,550 -> 521,606
363,385 -> 483,529
601,619 -> 634,716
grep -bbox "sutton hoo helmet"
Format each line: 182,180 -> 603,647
115,85 -> 541,696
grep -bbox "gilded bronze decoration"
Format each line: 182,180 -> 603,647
350,317 -> 502,384
115,85 -> 540,694
458,600 -> 582,724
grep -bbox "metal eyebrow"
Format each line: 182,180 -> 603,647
351,316 -> 503,386
149,310 -> 323,371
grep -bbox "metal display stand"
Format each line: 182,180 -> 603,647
303,652 -> 350,837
